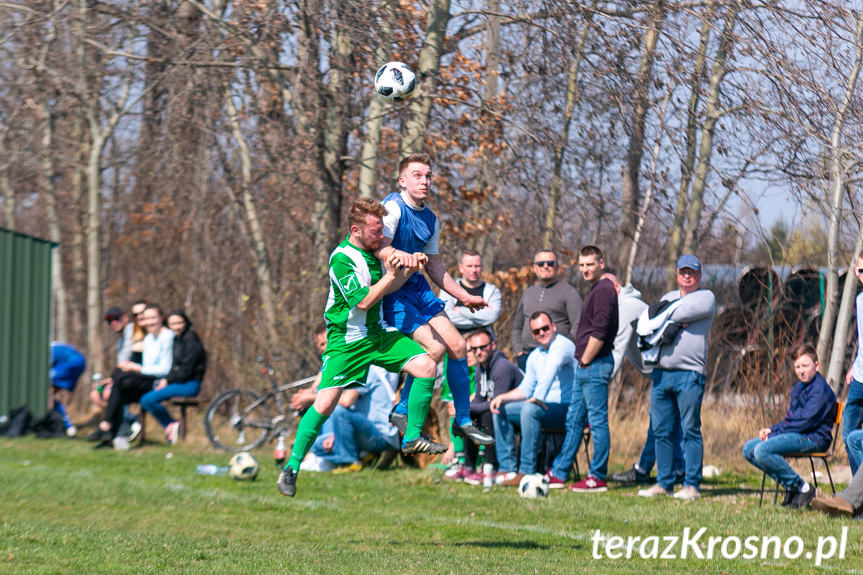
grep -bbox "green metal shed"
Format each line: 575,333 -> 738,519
0,228 -> 55,418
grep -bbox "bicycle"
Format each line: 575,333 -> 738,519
204,355 -> 316,452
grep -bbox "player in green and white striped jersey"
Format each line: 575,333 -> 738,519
278,199 -> 444,497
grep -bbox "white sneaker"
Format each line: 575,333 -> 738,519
638,484 -> 671,498
673,485 -> 701,500
128,420 -> 143,442
65,425 -> 77,438
165,422 -> 179,445
112,436 -> 130,451
494,471 -> 519,486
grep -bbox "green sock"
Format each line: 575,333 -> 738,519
450,417 -> 465,456
286,405 -> 328,473
404,376 -> 436,442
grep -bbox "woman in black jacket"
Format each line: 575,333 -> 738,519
140,311 -> 207,444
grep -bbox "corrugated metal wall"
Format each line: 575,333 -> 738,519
0,228 -> 54,417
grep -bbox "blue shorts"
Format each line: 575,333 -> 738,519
383,275 -> 445,334
50,359 -> 86,392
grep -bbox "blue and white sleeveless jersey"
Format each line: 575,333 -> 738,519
381,191 -> 445,332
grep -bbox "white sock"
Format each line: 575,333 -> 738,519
799,482 -> 811,493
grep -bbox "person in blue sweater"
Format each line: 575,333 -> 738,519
50,342 -> 87,436
742,343 -> 837,509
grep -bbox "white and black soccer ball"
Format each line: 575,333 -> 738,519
229,452 -> 259,481
374,62 -> 417,102
518,474 -> 550,499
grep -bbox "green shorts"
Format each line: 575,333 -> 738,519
319,330 -> 426,390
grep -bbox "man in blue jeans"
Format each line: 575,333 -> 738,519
548,246 -> 618,492
742,343 -> 835,509
638,254 -> 715,501
490,312 -> 574,486
843,253 -> 863,474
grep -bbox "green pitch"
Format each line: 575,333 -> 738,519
1,437 -> 858,574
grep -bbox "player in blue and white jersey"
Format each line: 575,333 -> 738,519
375,152 -> 494,447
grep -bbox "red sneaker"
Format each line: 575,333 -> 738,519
568,475 -> 608,493
462,470 -> 484,486
545,472 -> 567,489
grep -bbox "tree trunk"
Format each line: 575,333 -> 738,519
85,132 -> 105,375
472,0 -> 503,269
827,226 -> 863,392
666,0 -> 714,289
401,0 -> 451,155
619,1 -> 665,271
681,2 -> 738,255
0,172 -> 12,230
41,107 -> 68,342
223,86 -> 280,350
624,89 -> 671,285
543,13 -> 590,250
358,4 -> 394,199
817,7 -> 863,365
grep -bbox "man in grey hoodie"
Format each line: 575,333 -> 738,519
637,255 -> 715,501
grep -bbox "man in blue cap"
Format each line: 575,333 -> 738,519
638,254 -> 715,501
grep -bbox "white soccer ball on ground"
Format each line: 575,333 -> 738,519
374,61 -> 417,102
519,473 -> 550,499
229,452 -> 259,481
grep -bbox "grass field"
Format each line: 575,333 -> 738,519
2,436 -> 860,575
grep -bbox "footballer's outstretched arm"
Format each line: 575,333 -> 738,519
425,254 -> 486,312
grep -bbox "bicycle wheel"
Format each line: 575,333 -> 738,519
204,389 -> 276,452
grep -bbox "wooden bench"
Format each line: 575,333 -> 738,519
137,397 -> 202,443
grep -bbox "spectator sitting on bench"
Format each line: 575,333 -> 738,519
141,310 -> 207,445
742,343 -> 836,509
94,303 -> 174,449
490,311 -> 574,486
89,302 -> 148,442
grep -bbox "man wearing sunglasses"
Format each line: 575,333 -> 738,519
511,249 -> 583,370
490,311 -> 574,486
449,327 -> 523,481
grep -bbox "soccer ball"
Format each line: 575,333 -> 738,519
374,62 -> 417,102
518,474 -> 550,499
229,452 -> 259,481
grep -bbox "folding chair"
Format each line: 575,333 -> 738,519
758,400 -> 843,507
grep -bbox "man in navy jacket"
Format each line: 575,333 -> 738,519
742,343 -> 836,509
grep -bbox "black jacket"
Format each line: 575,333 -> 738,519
166,326 -> 207,383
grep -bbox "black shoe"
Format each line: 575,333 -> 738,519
780,488 -> 795,507
789,484 -> 816,509
375,449 -> 399,470
92,439 -> 112,450
388,409 -> 407,435
451,422 -> 494,446
86,429 -> 110,442
609,465 -> 653,484
401,435 -> 448,455
277,467 -> 297,497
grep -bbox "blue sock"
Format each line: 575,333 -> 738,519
395,375 -> 412,415
447,357 -> 471,426
53,401 -> 72,428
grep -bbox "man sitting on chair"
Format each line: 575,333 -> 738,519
741,343 -> 836,509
